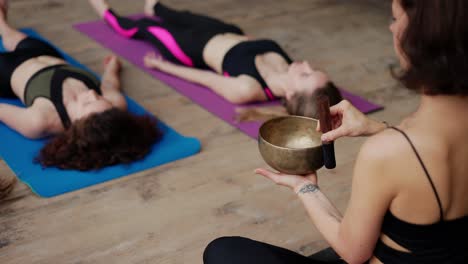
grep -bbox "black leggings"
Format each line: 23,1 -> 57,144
104,3 -> 243,69
203,237 -> 346,264
0,37 -> 63,98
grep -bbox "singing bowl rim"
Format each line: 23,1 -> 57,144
258,115 -> 322,151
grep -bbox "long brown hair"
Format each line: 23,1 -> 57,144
234,82 -> 343,122
36,108 -> 162,171
395,0 -> 468,95
284,82 -> 343,118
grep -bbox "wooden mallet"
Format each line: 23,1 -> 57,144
317,95 -> 336,169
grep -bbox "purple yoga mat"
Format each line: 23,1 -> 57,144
74,15 -> 382,139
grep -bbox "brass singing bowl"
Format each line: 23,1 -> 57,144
258,116 -> 324,175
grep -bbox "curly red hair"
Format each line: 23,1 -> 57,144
36,108 -> 162,171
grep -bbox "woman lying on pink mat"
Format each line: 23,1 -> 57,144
0,0 -> 161,178
89,0 -> 343,121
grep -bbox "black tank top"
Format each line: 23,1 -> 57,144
222,39 -> 293,101
374,127 -> 468,263
24,64 -> 102,129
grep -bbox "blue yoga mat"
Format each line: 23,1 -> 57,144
0,28 -> 201,198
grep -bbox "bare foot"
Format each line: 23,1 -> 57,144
103,54 -> 121,73
88,0 -> 110,18
144,0 -> 159,16
0,174 -> 16,200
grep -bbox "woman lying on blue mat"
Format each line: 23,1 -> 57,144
89,0 -> 343,121
0,1 -> 161,172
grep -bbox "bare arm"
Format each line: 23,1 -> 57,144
0,103 -> 47,139
296,135 -> 396,263
144,53 -> 264,104
100,56 -> 127,110
256,132 -> 397,264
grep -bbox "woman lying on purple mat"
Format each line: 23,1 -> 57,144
89,0 -> 343,121
205,0 -> 468,263
0,0 -> 161,177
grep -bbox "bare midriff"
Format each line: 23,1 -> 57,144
11,55 -> 67,102
202,33 -> 249,73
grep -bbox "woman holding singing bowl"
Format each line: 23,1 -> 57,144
203,0 -> 468,263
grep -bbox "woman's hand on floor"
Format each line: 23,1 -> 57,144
144,52 -> 168,70
234,105 -> 288,123
255,168 -> 317,193
317,100 -> 387,142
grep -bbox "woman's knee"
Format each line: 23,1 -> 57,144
203,236 -> 252,264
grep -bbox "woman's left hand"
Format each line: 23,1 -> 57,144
255,168 -> 318,192
103,54 -> 121,72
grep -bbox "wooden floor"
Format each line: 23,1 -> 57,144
1,0 -> 419,263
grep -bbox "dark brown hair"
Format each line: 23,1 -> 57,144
36,108 -> 162,171
284,82 -> 343,118
396,0 -> 468,95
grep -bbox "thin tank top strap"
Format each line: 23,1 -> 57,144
389,126 -> 444,221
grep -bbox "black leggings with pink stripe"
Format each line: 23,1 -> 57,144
104,3 -> 243,69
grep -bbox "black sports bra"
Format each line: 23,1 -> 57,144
24,64 -> 102,128
374,126 -> 468,263
222,39 -> 293,101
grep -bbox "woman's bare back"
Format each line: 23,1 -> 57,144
370,98 -> 468,262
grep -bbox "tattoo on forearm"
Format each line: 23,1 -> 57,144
298,184 -> 319,194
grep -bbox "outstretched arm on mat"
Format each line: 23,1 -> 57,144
0,103 -> 47,139
144,52 -> 264,104
234,105 -> 288,123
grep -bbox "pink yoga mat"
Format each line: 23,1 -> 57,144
74,15 -> 382,139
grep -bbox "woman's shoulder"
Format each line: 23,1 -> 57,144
30,100 -> 64,135
349,128 -> 422,200
349,128 -> 413,202
358,127 -> 412,163
364,125 -> 446,160
356,125 -> 445,184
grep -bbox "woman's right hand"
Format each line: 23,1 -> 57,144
144,52 -> 168,70
317,100 -> 387,142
